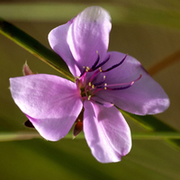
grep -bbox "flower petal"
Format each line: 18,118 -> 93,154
10,74 -> 83,141
83,100 -> 131,163
67,6 -> 111,70
48,20 -> 81,77
96,51 -> 170,115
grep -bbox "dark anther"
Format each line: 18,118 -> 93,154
94,54 -> 111,70
102,54 -> 127,72
106,84 -> 133,90
90,53 -> 100,70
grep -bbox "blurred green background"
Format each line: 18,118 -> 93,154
0,0 -> 180,179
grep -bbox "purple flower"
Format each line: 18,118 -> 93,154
9,6 -> 169,163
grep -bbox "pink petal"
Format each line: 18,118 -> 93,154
48,21 -> 81,77
10,74 -> 83,141
67,6 -> 111,69
83,100 -> 131,163
96,51 -> 170,115
49,6 -> 111,77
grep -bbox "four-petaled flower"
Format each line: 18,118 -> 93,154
9,6 -> 169,163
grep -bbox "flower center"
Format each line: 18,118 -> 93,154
76,53 -> 142,101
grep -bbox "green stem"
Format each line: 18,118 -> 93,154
132,132 -> 180,140
0,18 -> 75,82
121,110 -> 180,150
1,131 -> 180,142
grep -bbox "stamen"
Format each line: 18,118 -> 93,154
107,84 -> 132,90
88,95 -> 91,100
94,54 -> 111,70
104,83 -> 107,90
95,101 -> 114,107
84,83 -> 90,96
90,51 -> 100,70
99,67 -> 102,72
89,69 -> 101,83
79,71 -> 87,87
102,74 -> 142,90
91,88 -> 104,94
93,75 -> 106,86
77,52 -> 140,101
79,68 -> 86,77
102,54 -> 127,72
86,66 -> 90,72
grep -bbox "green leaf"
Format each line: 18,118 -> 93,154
0,18 -> 74,81
121,110 -> 180,150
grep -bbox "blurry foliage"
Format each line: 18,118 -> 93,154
0,1 -> 180,180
